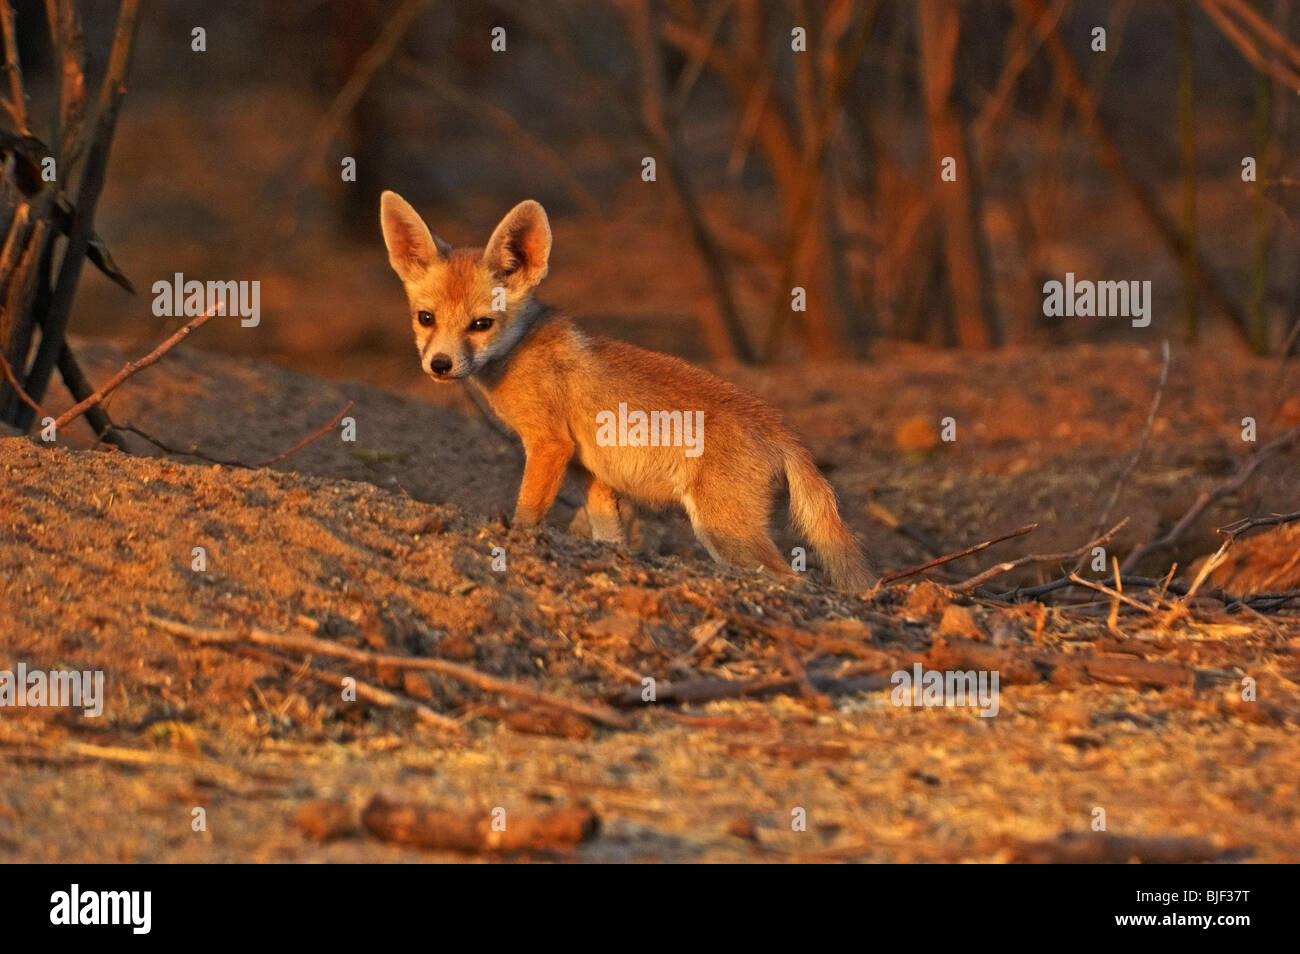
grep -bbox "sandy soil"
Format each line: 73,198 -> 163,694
1,337 -> 1298,862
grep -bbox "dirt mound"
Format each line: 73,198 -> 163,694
2,340 -> 1299,861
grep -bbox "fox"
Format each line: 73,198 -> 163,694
379,191 -> 876,591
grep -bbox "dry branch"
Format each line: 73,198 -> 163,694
119,399 -> 355,470
232,643 -> 464,735
975,0 -> 1066,148
147,614 -> 632,730
0,732 -> 286,793
302,0 -> 432,172
623,0 -> 756,362
1027,0 -> 1251,341
53,302 -> 223,431
44,0 -> 87,164
362,795 -> 598,854
989,572 -> 1299,613
1161,538 -> 1231,627
0,351 -> 43,420
56,343 -> 124,447
18,0 -> 140,424
0,1 -> 26,130
774,634 -> 830,707
917,0 -> 1002,349
951,519 -> 1128,592
397,58 -> 599,215
1066,572 -> 1159,615
763,1 -> 880,359
1120,423 -> 1300,572
665,0 -> 732,121
614,624 -> 1206,709
1201,0 -> 1300,92
1217,509 -> 1300,540
255,400 -> 353,467
116,422 -> 248,467
929,635 -> 1194,689
881,523 -> 1038,585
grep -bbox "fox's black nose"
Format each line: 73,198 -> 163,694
428,354 -> 453,375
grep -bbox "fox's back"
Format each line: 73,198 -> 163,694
550,332 -> 786,502
583,336 -> 781,424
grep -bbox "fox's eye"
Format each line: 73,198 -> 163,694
416,310 -> 435,327
469,316 -> 494,332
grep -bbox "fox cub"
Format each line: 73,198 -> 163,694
380,192 -> 875,590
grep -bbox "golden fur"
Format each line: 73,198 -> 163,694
380,192 -> 874,590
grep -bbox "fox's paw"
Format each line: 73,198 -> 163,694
567,506 -> 593,538
511,507 -> 542,529
568,505 -> 630,546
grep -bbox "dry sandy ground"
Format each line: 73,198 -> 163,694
1,337 -> 1298,862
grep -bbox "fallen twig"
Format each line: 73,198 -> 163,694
951,519 -> 1128,593
230,642 -> 464,736
255,400 -> 353,467
1120,423 -> 1300,572
0,732 -> 287,793
1217,509 -> 1300,540
361,795 -> 598,854
147,613 -> 632,730
56,344 -> 126,448
987,573 -> 1300,612
116,399 -> 355,470
1161,539 -> 1231,628
1066,571 -> 1158,615
116,422 -> 245,466
929,635 -> 1194,689
774,634 -> 830,707
881,523 -> 1038,585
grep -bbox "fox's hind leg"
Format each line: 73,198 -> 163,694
683,486 -> 796,582
582,473 -> 625,544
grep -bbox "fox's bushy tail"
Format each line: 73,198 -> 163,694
783,443 -> 876,591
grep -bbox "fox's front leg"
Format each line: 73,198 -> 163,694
512,437 -> 574,527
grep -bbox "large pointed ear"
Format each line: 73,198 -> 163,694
483,200 -> 551,288
380,191 -> 451,282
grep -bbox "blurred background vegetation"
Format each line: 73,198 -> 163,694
4,0 -> 1300,393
